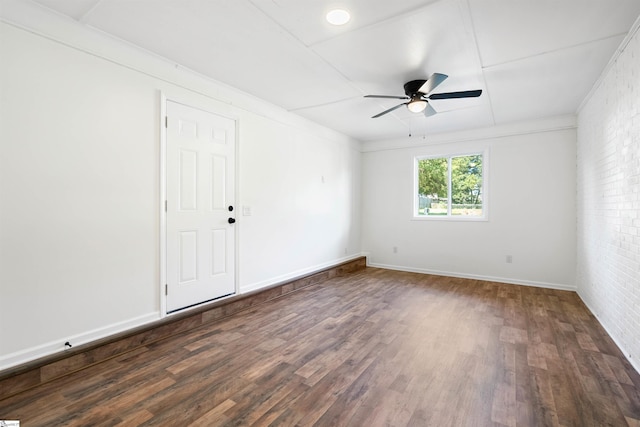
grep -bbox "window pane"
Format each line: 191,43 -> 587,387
417,157 -> 448,216
451,155 -> 483,216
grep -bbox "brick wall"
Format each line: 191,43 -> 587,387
577,20 -> 640,372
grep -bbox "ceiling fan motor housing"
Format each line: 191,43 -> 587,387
404,80 -> 428,96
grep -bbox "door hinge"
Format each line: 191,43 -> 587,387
165,284 -> 168,295
165,200 -> 167,212
165,116 -> 168,128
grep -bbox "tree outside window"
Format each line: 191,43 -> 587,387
416,153 -> 484,218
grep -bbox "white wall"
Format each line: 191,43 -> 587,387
0,5 -> 360,369
576,19 -> 640,372
361,121 -> 577,289
238,113 -> 361,292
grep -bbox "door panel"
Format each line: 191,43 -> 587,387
211,155 -> 226,210
211,228 -> 227,275
178,230 -> 198,284
179,150 -> 198,211
166,101 -> 236,313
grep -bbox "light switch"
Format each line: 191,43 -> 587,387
243,206 -> 252,216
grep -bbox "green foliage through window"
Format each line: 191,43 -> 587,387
416,154 -> 483,217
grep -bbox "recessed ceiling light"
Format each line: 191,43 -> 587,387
326,9 -> 350,26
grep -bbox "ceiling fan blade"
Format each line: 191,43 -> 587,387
418,73 -> 448,94
429,89 -> 482,100
423,102 -> 437,117
372,102 -> 407,118
364,95 -> 409,100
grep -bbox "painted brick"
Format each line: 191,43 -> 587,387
577,22 -> 640,373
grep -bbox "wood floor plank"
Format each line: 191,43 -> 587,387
1,267 -> 639,426
189,399 -> 236,427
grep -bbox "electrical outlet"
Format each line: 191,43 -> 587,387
393,246 -> 398,254
506,255 -> 513,264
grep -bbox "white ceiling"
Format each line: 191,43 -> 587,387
29,0 -> 640,142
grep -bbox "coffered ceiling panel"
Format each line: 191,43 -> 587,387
312,0 -> 481,92
485,35 -> 626,124
469,0 -> 640,67
76,0 -> 360,111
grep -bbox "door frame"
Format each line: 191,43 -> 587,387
159,92 -> 240,317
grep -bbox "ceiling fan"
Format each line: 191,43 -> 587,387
365,73 -> 482,118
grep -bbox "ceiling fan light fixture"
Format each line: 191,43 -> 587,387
407,100 -> 427,113
326,9 -> 350,25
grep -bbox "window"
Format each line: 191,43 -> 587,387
415,152 -> 485,219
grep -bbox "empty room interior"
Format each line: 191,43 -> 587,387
1,0 -> 640,425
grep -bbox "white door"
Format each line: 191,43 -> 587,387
165,101 -> 236,313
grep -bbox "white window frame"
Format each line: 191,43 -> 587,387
413,150 -> 488,221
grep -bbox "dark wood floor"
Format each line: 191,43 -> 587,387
1,268 -> 639,426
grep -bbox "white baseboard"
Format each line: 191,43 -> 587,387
367,262 -> 577,292
0,312 -> 160,371
239,253 -> 366,294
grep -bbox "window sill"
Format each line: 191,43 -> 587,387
411,215 -> 488,222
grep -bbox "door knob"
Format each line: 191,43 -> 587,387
228,217 -> 236,224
